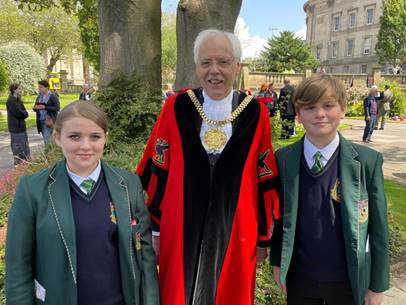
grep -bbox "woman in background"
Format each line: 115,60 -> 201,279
6,83 -> 30,164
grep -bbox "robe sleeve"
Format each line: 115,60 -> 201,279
256,105 -> 281,247
136,97 -> 175,232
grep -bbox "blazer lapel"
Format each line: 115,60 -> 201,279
338,133 -> 361,292
280,138 -> 302,281
48,160 -> 77,283
102,161 -> 135,279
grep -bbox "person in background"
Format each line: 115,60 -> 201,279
271,74 -> 389,305
6,100 -> 159,305
6,83 -> 30,164
362,85 -> 379,143
374,85 -> 393,130
79,85 -> 90,101
33,80 -> 60,144
268,82 -> 278,117
278,79 -> 296,139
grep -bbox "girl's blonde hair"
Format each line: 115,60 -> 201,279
54,100 -> 108,134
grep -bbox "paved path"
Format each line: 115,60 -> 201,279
341,118 -> 406,185
0,127 -> 43,176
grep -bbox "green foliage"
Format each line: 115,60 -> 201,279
0,61 -> 9,94
1,0 -> 81,73
0,41 -> 46,94
95,73 -> 161,146
259,31 -> 319,72
378,80 -> 406,116
376,0 -> 406,67
76,0 -> 99,71
255,262 -> 286,305
162,11 -> 177,84
27,6 -> 81,73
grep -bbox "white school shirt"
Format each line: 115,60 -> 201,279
303,133 -> 340,169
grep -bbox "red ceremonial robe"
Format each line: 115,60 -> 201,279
137,89 -> 280,305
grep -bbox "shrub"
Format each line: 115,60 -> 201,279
95,73 -> 161,148
0,61 -> 8,94
0,41 -> 46,94
378,80 -> 406,117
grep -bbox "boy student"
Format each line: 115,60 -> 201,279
270,74 -> 389,305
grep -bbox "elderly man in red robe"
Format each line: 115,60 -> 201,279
137,28 -> 280,305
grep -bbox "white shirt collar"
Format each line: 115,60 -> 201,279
66,161 -> 101,188
303,133 -> 340,168
202,89 -> 234,105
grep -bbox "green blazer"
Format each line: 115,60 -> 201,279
270,133 -> 389,305
5,160 -> 160,305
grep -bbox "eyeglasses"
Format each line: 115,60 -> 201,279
198,58 -> 236,69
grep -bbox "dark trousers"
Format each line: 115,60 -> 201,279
286,272 -> 356,305
10,131 -> 30,165
362,114 -> 377,141
281,115 -> 295,139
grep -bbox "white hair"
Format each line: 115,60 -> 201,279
193,29 -> 242,64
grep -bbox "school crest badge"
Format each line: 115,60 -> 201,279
358,199 -> 369,224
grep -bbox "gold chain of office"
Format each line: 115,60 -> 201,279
186,90 -> 253,150
186,90 -> 253,127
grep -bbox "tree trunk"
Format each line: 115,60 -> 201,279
47,54 -> 60,75
98,0 -> 161,89
174,0 -> 243,90
82,56 -> 90,85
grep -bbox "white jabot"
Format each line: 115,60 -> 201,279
200,89 -> 233,154
303,133 -> 340,169
66,161 -> 101,193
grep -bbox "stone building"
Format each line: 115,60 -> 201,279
304,0 -> 389,74
44,49 -> 97,87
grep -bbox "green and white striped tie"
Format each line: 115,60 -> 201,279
311,151 -> 323,173
80,178 -> 94,194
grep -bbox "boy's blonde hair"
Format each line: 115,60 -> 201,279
293,74 -> 347,112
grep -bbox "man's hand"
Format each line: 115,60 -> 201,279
256,247 -> 268,264
152,236 -> 160,263
366,116 -> 371,121
272,266 -> 287,295
364,289 -> 384,305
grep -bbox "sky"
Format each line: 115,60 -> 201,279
162,0 -> 308,58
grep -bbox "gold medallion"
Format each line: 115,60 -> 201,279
203,128 -> 227,151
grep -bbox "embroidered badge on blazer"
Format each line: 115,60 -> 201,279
110,202 -> 117,224
153,138 -> 169,166
131,217 -> 141,251
331,178 -> 342,203
358,199 -> 369,224
258,149 -> 273,178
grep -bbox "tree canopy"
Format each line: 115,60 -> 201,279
258,31 -> 318,72
375,0 -> 406,68
1,0 -> 81,73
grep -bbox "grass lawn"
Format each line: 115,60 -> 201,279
0,93 -> 77,132
385,180 -> 406,230
0,93 -> 78,111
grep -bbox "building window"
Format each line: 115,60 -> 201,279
366,8 -> 374,25
364,37 -> 372,55
344,66 -> 350,73
347,39 -> 354,56
332,42 -> 338,58
361,64 -> 367,74
334,15 -> 341,31
316,45 -> 322,60
349,13 -> 356,28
